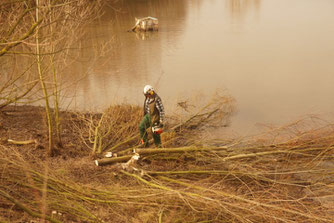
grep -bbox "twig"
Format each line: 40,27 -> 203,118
0,189 -> 61,223
158,176 -> 333,222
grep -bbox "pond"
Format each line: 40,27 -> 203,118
64,0 -> 334,135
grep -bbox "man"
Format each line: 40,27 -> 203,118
139,85 -> 165,148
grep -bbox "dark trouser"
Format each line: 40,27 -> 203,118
139,114 -> 161,147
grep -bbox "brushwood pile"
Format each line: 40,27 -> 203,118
0,95 -> 333,222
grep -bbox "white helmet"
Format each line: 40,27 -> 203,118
143,85 -> 154,95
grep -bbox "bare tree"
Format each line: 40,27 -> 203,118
1,0 -> 105,155
0,1 -> 40,108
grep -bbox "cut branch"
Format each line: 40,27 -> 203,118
7,139 -> 36,145
158,176 -> 333,223
95,146 -> 228,166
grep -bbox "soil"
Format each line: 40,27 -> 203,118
0,105 -> 114,184
0,104 -> 158,185
1,105 -> 90,158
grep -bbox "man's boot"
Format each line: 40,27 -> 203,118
138,139 -> 149,148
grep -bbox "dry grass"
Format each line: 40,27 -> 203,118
70,104 -> 143,154
0,97 -> 333,222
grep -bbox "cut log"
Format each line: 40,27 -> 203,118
7,139 -> 36,145
95,146 -> 228,166
95,155 -> 133,166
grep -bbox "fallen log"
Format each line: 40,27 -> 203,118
95,146 -> 228,166
95,155 -> 133,166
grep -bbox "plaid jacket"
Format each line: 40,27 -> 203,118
144,95 -> 165,123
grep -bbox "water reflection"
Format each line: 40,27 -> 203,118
62,0 -> 334,135
226,0 -> 261,20
65,0 -> 191,109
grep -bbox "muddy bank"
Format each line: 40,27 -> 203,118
0,105 -> 88,159
0,104 -> 333,223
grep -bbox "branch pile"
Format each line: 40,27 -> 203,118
72,91 -> 236,155
1,117 -> 333,222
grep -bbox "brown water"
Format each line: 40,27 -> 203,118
64,0 -> 334,135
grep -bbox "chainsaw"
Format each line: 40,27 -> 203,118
152,123 -> 163,134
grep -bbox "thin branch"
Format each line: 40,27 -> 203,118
0,189 -> 61,223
